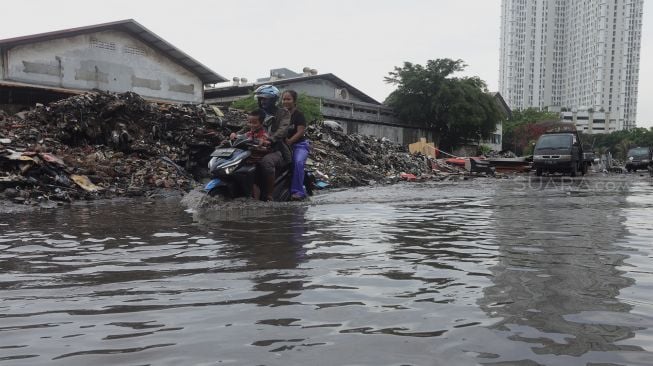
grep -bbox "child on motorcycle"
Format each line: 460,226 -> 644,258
244,109 -> 271,200
230,85 -> 291,201
245,109 -> 270,146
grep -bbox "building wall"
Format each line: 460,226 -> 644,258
481,122 -> 503,152
319,98 -> 399,125
2,30 -> 203,103
561,110 -> 618,134
0,50 -> 4,79
273,79 -> 401,127
333,118 -> 434,146
276,79 -> 365,103
500,0 -> 643,130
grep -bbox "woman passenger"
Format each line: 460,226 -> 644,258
281,90 -> 310,200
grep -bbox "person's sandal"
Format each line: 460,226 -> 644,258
290,194 -> 305,201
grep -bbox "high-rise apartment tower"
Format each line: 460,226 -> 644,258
499,0 -> 644,131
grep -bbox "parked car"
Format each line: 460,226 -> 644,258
625,147 -> 652,172
532,124 -> 587,177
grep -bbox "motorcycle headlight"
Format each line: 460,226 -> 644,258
224,165 -> 237,175
219,160 -> 241,175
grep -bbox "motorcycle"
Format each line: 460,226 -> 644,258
204,135 -> 315,201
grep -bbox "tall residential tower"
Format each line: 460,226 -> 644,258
499,0 -> 644,132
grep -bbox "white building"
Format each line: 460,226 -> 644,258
499,0 -> 644,132
561,110 -> 616,134
0,19 -> 226,105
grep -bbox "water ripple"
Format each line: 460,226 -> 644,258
0,178 -> 652,365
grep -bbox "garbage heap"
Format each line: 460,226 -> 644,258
305,121 -> 432,187
1,91 -> 432,205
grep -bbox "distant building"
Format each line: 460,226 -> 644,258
0,19 -> 226,107
454,92 -> 510,156
480,92 -> 511,152
205,68 -> 433,144
499,0 -> 644,131
560,109 -> 617,134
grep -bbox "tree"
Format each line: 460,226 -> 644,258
502,108 -> 559,155
616,139 -> 634,160
384,59 -> 503,152
590,127 -> 653,158
231,92 -> 323,122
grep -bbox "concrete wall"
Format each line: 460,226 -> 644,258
320,99 -> 398,125
480,122 -> 503,151
3,30 -> 203,103
560,110 -> 619,134
277,79 -> 365,103
331,118 -> 434,146
0,50 -> 4,79
276,78 -> 401,127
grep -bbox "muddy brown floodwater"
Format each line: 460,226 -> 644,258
1,175 -> 653,365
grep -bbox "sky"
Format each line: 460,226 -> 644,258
2,0 -> 652,127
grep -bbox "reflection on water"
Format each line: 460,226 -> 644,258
478,178 -> 645,365
1,178 -> 653,365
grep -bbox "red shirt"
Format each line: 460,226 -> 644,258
245,127 -> 271,161
246,127 -> 268,141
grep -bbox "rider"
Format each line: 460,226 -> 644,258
231,85 -> 291,201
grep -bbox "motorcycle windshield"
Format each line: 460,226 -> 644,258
210,147 -> 237,158
214,150 -> 251,170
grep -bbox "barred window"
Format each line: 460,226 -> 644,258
123,46 -> 147,56
90,38 -> 116,52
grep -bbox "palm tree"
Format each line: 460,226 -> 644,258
616,139 -> 633,160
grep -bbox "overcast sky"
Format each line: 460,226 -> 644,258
2,1 -> 652,127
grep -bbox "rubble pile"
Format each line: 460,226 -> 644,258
29,91 -> 238,152
305,122 -> 432,187
0,91 -> 242,205
1,90 -> 439,205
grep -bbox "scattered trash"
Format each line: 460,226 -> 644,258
408,138 -> 437,158
400,173 -> 417,181
315,181 -> 329,189
0,90 -> 506,206
70,174 -> 101,192
322,120 -> 343,132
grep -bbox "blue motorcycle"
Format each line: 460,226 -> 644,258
204,135 -> 314,201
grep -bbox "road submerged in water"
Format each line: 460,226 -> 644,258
1,173 -> 653,365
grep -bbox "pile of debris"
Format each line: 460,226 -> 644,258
305,121 -> 433,186
1,91 -> 442,206
1,91 -> 239,205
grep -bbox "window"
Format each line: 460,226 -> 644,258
123,46 -> 147,56
90,38 -> 116,52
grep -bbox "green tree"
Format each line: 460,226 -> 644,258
502,108 -> 559,154
616,139 -> 634,160
384,59 -> 503,152
589,127 -> 653,158
231,92 -> 323,122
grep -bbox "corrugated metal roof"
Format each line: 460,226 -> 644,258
0,19 -> 227,84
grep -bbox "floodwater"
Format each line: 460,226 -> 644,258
2,175 -> 653,366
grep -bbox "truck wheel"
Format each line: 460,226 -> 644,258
536,168 -> 542,177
